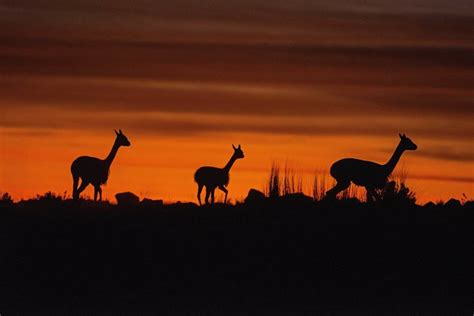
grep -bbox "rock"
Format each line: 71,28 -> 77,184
423,201 -> 436,208
463,200 -> 474,210
141,198 -> 164,208
280,193 -> 314,206
445,198 -> 461,208
115,192 -> 140,206
245,189 -> 266,205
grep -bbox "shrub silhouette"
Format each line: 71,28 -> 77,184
0,192 -> 13,207
376,180 -> 416,206
36,191 -> 64,201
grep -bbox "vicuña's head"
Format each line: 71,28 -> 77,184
399,133 -> 417,150
232,144 -> 245,159
115,129 -> 131,147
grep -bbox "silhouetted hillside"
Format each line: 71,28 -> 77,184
0,195 -> 472,314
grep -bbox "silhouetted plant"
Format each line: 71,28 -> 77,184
460,193 -> 471,205
312,171 -> 335,201
283,163 -> 303,196
36,191 -> 63,201
341,183 -> 362,201
265,161 -> 305,198
312,171 -> 362,201
0,192 -> 13,205
312,172 -> 325,201
376,179 -> 416,205
266,162 -> 281,198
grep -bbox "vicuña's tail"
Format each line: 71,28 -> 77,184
194,168 -> 203,183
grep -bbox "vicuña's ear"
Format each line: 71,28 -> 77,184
119,129 -> 123,135
232,144 -> 236,150
399,133 -> 403,139
115,129 -> 119,135
238,144 -> 241,149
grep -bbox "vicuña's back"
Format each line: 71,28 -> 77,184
326,134 -> 417,201
71,129 -> 131,201
330,158 -> 386,188
194,166 -> 229,188
71,156 -> 109,185
194,145 -> 244,205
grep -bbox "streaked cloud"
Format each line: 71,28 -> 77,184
416,147 -> 474,162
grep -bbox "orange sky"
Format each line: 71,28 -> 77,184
1,1 -> 473,203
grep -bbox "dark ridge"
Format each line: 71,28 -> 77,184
0,197 -> 472,314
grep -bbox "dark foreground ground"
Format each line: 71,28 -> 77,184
0,196 -> 472,314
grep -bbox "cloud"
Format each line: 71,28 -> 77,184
2,110 -> 473,142
415,147 -> 474,162
1,73 -> 473,121
1,3 -> 472,121
410,174 -> 474,183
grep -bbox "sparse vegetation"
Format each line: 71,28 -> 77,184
375,167 -> 417,205
266,162 -> 415,203
266,161 -> 281,198
341,183 -> 362,200
312,171 -> 328,201
265,161 -> 305,197
377,180 -> 417,205
35,191 -> 64,201
0,192 -> 13,206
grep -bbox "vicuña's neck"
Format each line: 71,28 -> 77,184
104,140 -> 120,167
383,142 -> 405,176
223,154 -> 238,173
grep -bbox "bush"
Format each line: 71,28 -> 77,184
376,180 -> 416,206
36,191 -> 64,201
0,192 -> 13,206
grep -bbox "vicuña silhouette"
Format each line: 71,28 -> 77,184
71,129 -> 131,201
194,144 -> 244,205
325,133 -> 417,202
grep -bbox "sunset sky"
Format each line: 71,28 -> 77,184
1,1 -> 473,203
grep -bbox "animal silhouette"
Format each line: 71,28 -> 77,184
194,144 -> 244,205
71,129 -> 131,201
325,134 -> 417,202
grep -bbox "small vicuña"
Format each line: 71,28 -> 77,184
194,144 -> 244,205
71,129 -> 131,201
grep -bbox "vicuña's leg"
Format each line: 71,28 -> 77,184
211,188 -> 215,204
72,175 -> 79,200
218,185 -> 228,204
205,187 -> 211,205
366,187 -> 376,203
94,185 -> 100,202
98,187 -> 102,201
197,184 -> 203,206
325,180 -> 350,199
76,180 -> 90,200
